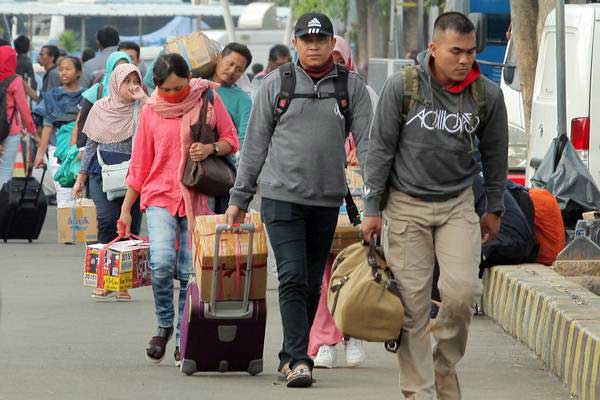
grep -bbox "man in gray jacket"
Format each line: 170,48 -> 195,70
80,26 -> 120,88
362,12 -> 508,399
226,12 -> 373,388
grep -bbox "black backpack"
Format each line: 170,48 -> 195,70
271,62 -> 361,226
0,75 -> 18,142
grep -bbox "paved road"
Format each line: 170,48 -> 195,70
0,207 -> 572,400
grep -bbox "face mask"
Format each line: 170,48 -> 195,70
158,84 -> 191,103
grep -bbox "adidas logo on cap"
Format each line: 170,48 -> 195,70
308,18 -> 322,28
307,18 -> 322,34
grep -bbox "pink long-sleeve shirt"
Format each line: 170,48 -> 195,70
126,92 -> 239,217
6,76 -> 37,135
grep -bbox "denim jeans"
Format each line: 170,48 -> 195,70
88,174 -> 142,244
146,206 -> 193,344
0,135 -> 21,188
260,198 -> 339,370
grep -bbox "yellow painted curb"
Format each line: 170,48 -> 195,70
483,264 -> 600,400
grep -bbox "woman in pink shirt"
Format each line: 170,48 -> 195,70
119,54 -> 239,367
0,45 -> 37,187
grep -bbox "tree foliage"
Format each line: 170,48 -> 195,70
59,30 -> 79,52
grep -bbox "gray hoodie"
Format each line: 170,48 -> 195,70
229,63 -> 373,210
364,51 -> 508,216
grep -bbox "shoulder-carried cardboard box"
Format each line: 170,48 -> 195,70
193,213 -> 268,302
57,199 -> 97,243
164,32 -> 221,78
83,240 -> 151,291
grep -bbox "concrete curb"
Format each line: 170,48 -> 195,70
483,264 -> 600,400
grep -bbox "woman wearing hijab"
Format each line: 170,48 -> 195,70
308,35 -> 379,369
72,63 -> 148,301
73,51 -> 132,148
33,56 -> 84,207
0,45 -> 37,187
119,53 -> 239,367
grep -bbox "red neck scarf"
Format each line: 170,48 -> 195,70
301,56 -> 335,81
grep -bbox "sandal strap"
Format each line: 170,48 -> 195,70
155,326 -> 173,338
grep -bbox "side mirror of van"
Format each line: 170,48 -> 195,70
503,64 -> 516,85
469,13 -> 487,53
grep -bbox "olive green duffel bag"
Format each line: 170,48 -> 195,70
327,240 -> 404,342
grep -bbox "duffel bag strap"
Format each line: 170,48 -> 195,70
368,238 -> 402,298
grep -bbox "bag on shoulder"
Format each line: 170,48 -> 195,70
97,103 -> 140,201
0,75 -> 18,142
327,240 -> 404,342
182,89 -> 236,197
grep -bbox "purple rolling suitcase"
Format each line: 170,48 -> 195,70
180,223 -> 267,376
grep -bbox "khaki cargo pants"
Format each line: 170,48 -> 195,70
382,189 -> 482,400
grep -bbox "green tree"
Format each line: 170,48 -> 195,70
59,29 -> 80,53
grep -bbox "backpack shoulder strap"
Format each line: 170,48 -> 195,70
332,64 -> 351,136
400,65 -> 420,120
273,62 -> 296,127
97,83 -> 103,101
470,76 -> 487,127
0,75 -> 17,92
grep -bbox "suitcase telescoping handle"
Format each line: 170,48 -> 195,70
20,136 -> 46,205
209,223 -> 255,316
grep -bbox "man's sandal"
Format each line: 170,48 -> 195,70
145,326 -> 174,364
277,362 -> 291,381
286,363 -> 313,388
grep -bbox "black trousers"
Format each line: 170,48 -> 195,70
261,197 -> 339,370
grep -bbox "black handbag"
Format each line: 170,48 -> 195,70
182,89 -> 236,196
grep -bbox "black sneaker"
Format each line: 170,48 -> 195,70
174,346 -> 181,368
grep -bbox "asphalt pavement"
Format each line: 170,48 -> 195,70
0,206 -> 572,400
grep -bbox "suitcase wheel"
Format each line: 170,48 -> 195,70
218,360 -> 229,373
181,359 -> 197,376
247,359 -> 263,376
28,239 -> 32,243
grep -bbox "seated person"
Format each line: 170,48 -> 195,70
432,176 -> 538,305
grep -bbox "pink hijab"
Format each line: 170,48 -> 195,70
333,35 -> 358,73
146,77 -> 220,233
83,64 -> 142,144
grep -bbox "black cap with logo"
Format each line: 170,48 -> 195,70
294,13 -> 334,38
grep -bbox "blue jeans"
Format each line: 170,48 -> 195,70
146,206 -> 193,344
0,135 -> 21,188
88,174 -> 142,244
260,198 -> 339,370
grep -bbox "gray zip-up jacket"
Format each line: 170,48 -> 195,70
229,63 -> 373,210
364,51 -> 508,216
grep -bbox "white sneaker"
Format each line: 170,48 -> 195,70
345,338 -> 366,367
313,345 -> 336,368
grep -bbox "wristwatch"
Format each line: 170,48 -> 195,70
212,143 -> 220,155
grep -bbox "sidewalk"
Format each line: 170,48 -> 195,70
0,207 -> 571,400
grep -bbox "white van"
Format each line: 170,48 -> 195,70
527,4 -> 600,185
500,39 -> 528,184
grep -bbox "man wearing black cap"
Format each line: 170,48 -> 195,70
226,12 -> 373,388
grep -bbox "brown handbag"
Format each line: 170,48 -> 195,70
182,89 -> 236,196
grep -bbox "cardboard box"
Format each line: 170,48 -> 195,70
164,31 -> 221,78
57,199 -> 98,243
332,214 -> 363,254
83,240 -> 151,291
346,167 -> 364,197
193,213 -> 267,271
193,213 -> 268,301
197,263 -> 267,302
